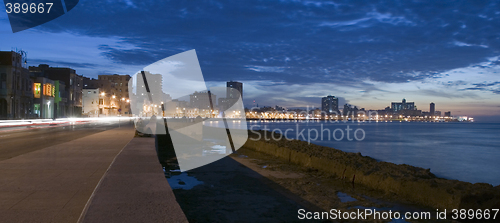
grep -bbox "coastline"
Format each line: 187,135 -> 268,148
243,130 -> 500,210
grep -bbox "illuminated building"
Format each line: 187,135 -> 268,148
29,64 -> 83,117
391,98 -> 415,113
96,74 -> 132,116
321,95 -> 339,114
32,77 -> 55,119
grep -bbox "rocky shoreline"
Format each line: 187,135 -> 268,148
243,130 -> 500,210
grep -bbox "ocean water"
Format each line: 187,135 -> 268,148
209,120 -> 500,186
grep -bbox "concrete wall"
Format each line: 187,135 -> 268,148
243,131 -> 500,210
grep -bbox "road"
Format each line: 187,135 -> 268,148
0,122 -> 137,222
0,120 -> 132,161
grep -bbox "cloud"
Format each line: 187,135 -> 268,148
461,81 -> 500,94
14,0 -> 496,86
472,81 -> 500,87
319,11 -> 414,28
2,0 -> 500,115
30,59 -> 97,68
453,41 -> 488,48
245,65 -> 285,73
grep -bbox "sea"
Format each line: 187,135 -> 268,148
207,120 -> 500,186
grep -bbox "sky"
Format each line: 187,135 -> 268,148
1,0 -> 499,119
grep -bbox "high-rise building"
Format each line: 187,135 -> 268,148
218,81 -> 243,112
430,102 -> 435,115
227,81 -> 243,99
321,95 -> 339,114
391,98 -> 415,113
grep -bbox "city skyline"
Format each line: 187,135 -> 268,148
0,52 -> 484,120
1,1 -> 499,119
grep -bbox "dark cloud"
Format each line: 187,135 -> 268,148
461,81 -> 500,94
465,87 -> 485,90
472,81 -> 500,87
30,59 -> 97,68
35,0 -> 500,86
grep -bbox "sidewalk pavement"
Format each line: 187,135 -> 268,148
0,127 -> 134,222
0,125 -> 137,222
81,137 -> 188,223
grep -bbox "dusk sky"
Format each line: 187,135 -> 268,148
1,0 -> 499,118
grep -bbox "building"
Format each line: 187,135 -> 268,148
32,77 -> 55,119
400,109 -> 422,117
321,95 -> 339,114
82,89 -> 100,117
445,111 -> 451,117
29,64 -> 83,117
190,91 -> 216,110
128,71 -> 165,117
0,50 -> 33,119
218,81 -> 243,112
96,74 -> 132,116
227,81 -> 243,100
391,98 -> 415,113
53,80 -> 67,118
343,104 -> 359,116
430,102 -> 435,115
164,99 -> 189,117
218,97 -> 231,111
83,77 -> 100,89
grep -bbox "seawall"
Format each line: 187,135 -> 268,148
243,130 -> 500,210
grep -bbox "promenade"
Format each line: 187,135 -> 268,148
0,125 -> 187,222
81,137 -> 187,223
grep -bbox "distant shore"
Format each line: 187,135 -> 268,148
245,118 -> 473,123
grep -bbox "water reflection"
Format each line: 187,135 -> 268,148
166,172 -> 204,190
